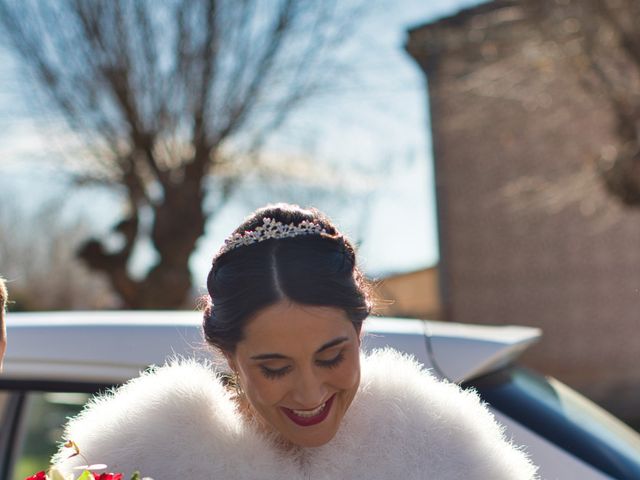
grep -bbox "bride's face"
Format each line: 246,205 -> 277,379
226,300 -> 361,448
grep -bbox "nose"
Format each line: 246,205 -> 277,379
290,365 -> 328,408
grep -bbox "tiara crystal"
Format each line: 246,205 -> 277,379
219,217 -> 327,255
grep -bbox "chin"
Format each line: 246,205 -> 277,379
276,392 -> 347,448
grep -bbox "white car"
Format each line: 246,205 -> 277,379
1,311 -> 639,480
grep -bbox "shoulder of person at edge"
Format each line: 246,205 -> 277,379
0,276 -> 7,373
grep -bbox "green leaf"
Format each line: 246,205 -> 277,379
130,473 -> 141,480
76,471 -> 93,480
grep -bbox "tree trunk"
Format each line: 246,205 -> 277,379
78,176 -> 207,309
135,177 -> 207,308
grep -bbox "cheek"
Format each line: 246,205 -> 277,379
242,370 -> 289,406
330,356 -> 361,391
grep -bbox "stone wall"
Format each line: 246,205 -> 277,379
407,0 -> 640,424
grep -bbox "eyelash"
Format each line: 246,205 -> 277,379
260,351 -> 345,380
260,366 -> 291,379
316,351 -> 345,369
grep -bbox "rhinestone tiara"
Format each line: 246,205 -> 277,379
218,217 -> 328,255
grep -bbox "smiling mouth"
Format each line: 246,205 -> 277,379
281,394 -> 336,427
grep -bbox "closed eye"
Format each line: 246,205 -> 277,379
260,351 -> 346,380
315,351 -> 345,369
260,364 -> 291,379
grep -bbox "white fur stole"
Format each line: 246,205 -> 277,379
52,349 -> 538,479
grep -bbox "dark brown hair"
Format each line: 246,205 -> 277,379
203,204 -> 372,353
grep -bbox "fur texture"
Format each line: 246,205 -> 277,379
53,349 -> 538,479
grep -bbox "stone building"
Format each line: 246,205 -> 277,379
373,267 -> 442,320
406,0 -> 640,425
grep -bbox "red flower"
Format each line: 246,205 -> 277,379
92,474 -> 123,480
24,472 -> 47,480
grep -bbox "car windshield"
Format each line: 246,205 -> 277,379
465,366 -> 640,480
539,373 -> 640,459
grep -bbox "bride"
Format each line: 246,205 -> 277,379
53,204 -> 537,479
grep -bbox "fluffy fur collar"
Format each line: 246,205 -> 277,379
53,349 -> 537,479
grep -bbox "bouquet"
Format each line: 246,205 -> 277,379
24,441 -> 152,480
25,471 -> 142,480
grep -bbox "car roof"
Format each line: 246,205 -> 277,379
1,311 -> 540,385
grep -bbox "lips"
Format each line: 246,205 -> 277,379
281,394 -> 336,427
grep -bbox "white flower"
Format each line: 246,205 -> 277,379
47,467 -> 74,480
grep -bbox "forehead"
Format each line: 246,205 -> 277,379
239,301 -> 354,353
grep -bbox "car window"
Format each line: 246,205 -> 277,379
464,366 -> 640,480
11,391 -> 91,480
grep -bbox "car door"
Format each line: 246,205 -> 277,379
0,380 -> 110,480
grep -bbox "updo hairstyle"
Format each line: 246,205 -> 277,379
203,204 -> 372,353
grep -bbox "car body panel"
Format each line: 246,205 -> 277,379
3,312 -> 540,385
3,311 -> 211,384
491,410 -> 615,480
426,320 -> 542,383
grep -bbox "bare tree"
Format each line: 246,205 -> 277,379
0,188 -> 119,311
523,0 -> 640,207
0,0 -> 355,308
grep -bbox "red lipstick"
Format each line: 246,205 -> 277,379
281,394 -> 335,427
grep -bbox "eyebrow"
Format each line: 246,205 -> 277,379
250,336 -> 349,361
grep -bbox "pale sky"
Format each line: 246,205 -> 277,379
0,0 -> 486,286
